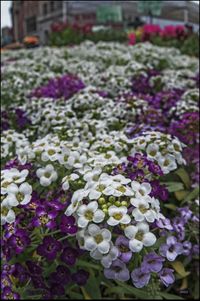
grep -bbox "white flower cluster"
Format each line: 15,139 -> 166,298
130,131 -> 186,174
1,168 -> 32,225
169,88 -> 199,117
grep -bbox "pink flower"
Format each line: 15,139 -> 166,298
128,33 -> 136,45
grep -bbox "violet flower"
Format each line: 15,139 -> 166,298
37,236 -> 62,261
26,260 -> 43,276
31,206 -> 58,229
71,269 -> 89,286
49,265 -> 71,285
182,241 -> 192,256
156,218 -> 173,230
115,236 -> 132,263
60,247 -> 79,265
60,215 -> 78,235
1,287 -> 20,300
12,263 -> 29,284
8,229 -> 31,254
178,207 -> 192,222
30,74 -> 85,100
159,268 -> 175,287
131,267 -> 151,288
141,252 -> 165,273
1,273 -> 11,289
104,259 -> 130,282
159,236 -> 183,261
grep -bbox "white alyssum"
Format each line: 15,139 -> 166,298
124,222 -> 156,252
107,205 -> 131,226
36,164 -> 58,186
84,224 -> 111,254
77,201 -> 105,228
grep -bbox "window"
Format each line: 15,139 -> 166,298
43,3 -> 48,15
26,16 -> 37,33
50,1 -> 54,12
57,1 -> 63,10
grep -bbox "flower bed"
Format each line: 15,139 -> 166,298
1,41 -> 199,300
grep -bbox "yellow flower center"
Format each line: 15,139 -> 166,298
113,212 -> 123,220
94,234 -> 103,244
84,210 -> 94,221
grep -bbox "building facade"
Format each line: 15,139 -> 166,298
11,1 -> 199,44
11,0 -> 39,42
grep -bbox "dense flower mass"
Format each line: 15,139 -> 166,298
1,41 -> 199,300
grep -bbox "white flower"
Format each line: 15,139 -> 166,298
1,205 -> 15,225
150,197 -> 165,220
41,145 -> 60,162
107,205 -> 131,226
65,188 -> 89,216
83,167 -> 102,183
158,154 -> 177,174
131,181 -> 151,198
131,197 -> 156,223
62,173 -> 79,191
67,151 -> 87,169
77,201 -> 105,228
90,242 -> 119,268
36,164 -> 58,186
5,182 -> 32,207
146,143 -> 161,160
84,224 -> 111,254
124,222 -> 156,252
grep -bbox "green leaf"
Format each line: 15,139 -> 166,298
114,281 -> 152,299
182,186 -> 199,204
175,190 -> 188,201
77,259 -> 102,271
171,261 -> 190,278
84,274 -> 101,299
151,236 -> 166,250
159,292 -> 184,299
68,292 -> 83,299
175,167 -> 191,189
164,204 -> 177,210
162,182 -> 184,192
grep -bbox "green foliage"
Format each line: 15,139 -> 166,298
49,28 -> 127,46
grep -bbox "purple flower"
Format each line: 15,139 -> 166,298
131,267 -> 151,288
26,260 -> 43,275
104,259 -> 130,282
172,217 -> 185,241
150,180 -> 169,201
71,269 -> 89,286
3,222 -> 18,239
159,236 -> 183,261
12,263 -> 29,284
156,218 -> 173,230
115,236 -> 132,263
50,284 -> 65,296
159,268 -> 175,287
1,273 -> 11,289
8,229 -> 31,254
60,215 -> 78,235
182,241 -> 192,256
1,286 -> 20,300
37,236 -> 62,261
32,206 -> 58,229
178,207 -> 192,222
49,265 -> 71,285
30,74 -> 85,100
192,244 -> 200,256
60,247 -> 78,265
141,252 -> 165,273
31,276 -> 46,289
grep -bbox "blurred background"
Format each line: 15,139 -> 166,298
1,0 -> 199,48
